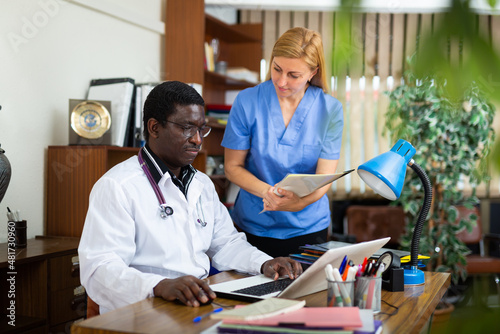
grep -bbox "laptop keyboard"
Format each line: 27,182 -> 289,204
231,278 -> 294,296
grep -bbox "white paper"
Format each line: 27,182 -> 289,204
274,169 -> 354,197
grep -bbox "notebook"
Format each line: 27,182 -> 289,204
211,237 -> 390,302
221,306 -> 362,328
211,298 -> 305,321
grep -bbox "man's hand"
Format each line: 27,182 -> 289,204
261,257 -> 303,280
153,276 -> 217,307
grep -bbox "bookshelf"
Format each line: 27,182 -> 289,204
165,0 -> 263,201
164,0 -> 262,106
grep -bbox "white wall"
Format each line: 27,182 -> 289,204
0,0 -> 164,242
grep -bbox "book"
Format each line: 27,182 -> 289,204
222,307 -> 362,328
217,323 -> 353,333
299,241 -> 410,263
133,82 -> 160,147
349,310 -> 382,334
274,169 -> 354,197
210,298 -> 305,321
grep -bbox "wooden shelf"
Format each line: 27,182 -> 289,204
204,70 -> 256,89
205,15 -> 261,43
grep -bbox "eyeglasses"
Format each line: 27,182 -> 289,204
165,120 -> 211,138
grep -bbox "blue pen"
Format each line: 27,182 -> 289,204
339,255 -> 348,275
193,307 -> 223,323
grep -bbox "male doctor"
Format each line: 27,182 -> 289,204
78,81 -> 303,314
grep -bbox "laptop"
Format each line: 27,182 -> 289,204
210,237 -> 390,302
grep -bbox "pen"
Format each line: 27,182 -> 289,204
361,257 -> 368,273
364,262 -> 373,276
6,207 -> 15,221
339,255 -> 348,275
342,263 -> 351,281
193,307 -> 223,323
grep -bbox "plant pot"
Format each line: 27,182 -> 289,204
430,301 -> 455,333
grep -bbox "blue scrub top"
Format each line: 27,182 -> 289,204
221,80 -> 344,239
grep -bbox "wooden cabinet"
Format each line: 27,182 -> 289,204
0,237 -> 82,333
46,146 -> 139,237
46,145 -> 206,237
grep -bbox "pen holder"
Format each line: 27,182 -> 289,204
8,220 -> 27,248
355,276 -> 382,313
327,279 -> 354,307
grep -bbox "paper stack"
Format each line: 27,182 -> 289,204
213,305 -> 382,334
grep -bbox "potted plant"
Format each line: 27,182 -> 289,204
384,69 -> 496,286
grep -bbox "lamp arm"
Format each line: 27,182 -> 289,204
409,161 -> 433,267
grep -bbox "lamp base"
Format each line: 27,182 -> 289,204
404,266 -> 425,285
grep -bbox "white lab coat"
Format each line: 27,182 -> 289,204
78,156 -> 272,314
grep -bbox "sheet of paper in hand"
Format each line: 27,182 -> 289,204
274,169 -> 355,197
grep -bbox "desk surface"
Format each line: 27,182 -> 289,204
0,236 -> 80,267
71,271 -> 450,334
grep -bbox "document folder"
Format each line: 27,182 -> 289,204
87,78 -> 135,147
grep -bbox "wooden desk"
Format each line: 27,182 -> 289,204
0,236 -> 83,333
71,271 -> 450,334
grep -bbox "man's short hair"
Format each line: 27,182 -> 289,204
143,81 -> 205,141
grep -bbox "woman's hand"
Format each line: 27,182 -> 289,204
262,186 -> 305,212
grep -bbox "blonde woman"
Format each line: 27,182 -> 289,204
222,27 -> 344,257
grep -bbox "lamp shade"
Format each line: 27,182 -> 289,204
357,139 -> 416,200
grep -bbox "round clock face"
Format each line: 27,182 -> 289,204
376,251 -> 401,274
71,101 -> 111,139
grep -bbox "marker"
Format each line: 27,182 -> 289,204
193,307 -> 223,323
333,267 -> 351,306
375,263 -> 385,278
325,264 -> 343,307
346,265 -> 358,282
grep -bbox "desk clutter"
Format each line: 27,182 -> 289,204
325,257 -> 383,313
207,298 -> 382,334
290,241 -> 430,292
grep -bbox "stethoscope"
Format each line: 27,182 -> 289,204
138,148 -> 207,227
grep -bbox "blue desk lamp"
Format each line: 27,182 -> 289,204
357,139 -> 432,285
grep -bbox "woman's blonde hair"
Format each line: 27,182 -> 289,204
266,27 -> 329,93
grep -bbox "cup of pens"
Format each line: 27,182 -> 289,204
7,208 -> 26,248
355,276 -> 382,313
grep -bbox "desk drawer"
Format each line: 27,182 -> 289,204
49,253 -> 80,291
49,286 -> 86,325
